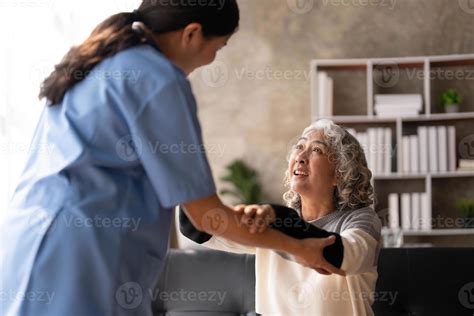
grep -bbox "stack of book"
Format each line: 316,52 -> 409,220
374,94 -> 423,118
459,159 -> 474,171
401,125 -> 457,173
317,72 -> 334,117
388,192 -> 431,231
346,128 -> 392,175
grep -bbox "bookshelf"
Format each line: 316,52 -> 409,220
310,54 -> 474,245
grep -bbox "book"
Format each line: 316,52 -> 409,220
437,126 -> 448,172
368,128 -> 377,174
388,193 -> 399,229
377,128 -> 385,174
411,193 -> 421,230
418,126 -> 429,173
402,136 -> 410,174
384,128 -> 392,174
420,193 -> 431,231
410,135 -> 419,173
317,72 -> 333,117
459,159 -> 474,171
428,126 -> 438,173
401,193 -> 411,230
448,126 -> 457,172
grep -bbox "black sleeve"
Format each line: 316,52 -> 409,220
269,204 -> 344,269
179,206 -> 212,244
178,204 -> 344,269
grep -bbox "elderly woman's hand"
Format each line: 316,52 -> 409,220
293,236 -> 346,276
233,204 -> 276,234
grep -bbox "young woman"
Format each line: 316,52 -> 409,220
0,2 -> 343,315
181,119 -> 382,316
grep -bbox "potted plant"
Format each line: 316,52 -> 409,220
219,159 -> 263,205
455,198 -> 474,229
441,89 -> 463,113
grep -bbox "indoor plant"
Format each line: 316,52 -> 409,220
455,198 -> 474,229
219,159 -> 263,205
441,89 -> 463,113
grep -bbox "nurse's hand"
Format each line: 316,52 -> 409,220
233,204 -> 276,234
293,236 -> 346,276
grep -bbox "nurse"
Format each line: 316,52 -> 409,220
0,1 -> 343,315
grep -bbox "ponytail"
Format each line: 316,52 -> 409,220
39,0 -> 239,106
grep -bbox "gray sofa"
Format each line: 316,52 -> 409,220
153,248 -> 474,316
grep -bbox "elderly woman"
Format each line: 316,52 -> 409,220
180,119 -> 381,316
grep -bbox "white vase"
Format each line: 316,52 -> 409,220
445,104 -> 459,113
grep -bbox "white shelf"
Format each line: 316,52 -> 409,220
403,229 -> 474,236
326,112 -> 474,124
374,171 -> 474,180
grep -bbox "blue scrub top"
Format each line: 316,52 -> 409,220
1,44 -> 216,316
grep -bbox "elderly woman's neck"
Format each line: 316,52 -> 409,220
300,197 -> 336,222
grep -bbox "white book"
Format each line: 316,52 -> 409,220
437,126 -> 448,172
418,126 -> 429,173
420,193 -> 431,231
401,193 -> 411,230
402,136 -> 411,174
326,77 -> 334,117
376,128 -> 385,174
447,126 -> 457,172
388,193 -> 399,229
318,72 -> 328,117
410,135 -> 419,173
376,111 -> 420,118
358,132 -> 369,161
411,193 -> 421,231
375,94 -> 423,103
368,128 -> 377,174
384,128 -> 392,174
428,126 -> 439,173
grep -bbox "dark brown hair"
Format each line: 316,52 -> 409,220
39,0 -> 239,105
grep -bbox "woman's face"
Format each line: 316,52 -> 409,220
288,129 -> 337,198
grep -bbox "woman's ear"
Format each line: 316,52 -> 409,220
180,23 -> 204,48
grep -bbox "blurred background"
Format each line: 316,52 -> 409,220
1,0 -> 474,246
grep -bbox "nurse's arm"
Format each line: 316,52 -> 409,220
182,193 -> 346,276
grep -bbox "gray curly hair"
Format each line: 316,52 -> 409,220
283,119 -> 375,211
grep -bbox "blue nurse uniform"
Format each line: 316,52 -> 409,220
0,43 -> 216,315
